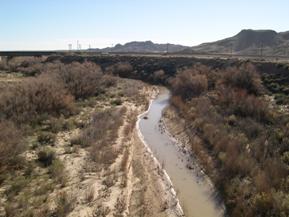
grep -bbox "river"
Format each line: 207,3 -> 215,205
138,88 -> 224,217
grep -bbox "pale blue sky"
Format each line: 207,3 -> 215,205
0,0 -> 288,50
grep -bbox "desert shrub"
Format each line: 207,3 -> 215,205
252,192 -> 274,216
0,121 -> 25,170
5,175 -> 30,198
48,117 -> 76,133
101,75 -> 117,88
93,204 -> 110,217
171,67 -> 208,100
37,148 -> 55,167
49,158 -> 67,186
263,158 -> 287,188
110,98 -> 122,106
79,107 -> 125,148
120,82 -> 139,98
37,131 -> 56,145
0,74 -> 74,123
112,62 -> 133,77
275,93 -> 289,105
153,69 -> 166,83
53,192 -> 75,217
219,88 -> 271,123
168,62 -> 289,217
221,63 -> 262,95
114,196 -> 126,214
48,117 -> 66,133
77,107 -> 126,166
238,118 -> 264,139
46,61 -> 103,99
281,151 -> 289,165
4,203 -> 18,217
84,186 -> 95,203
0,59 -> 8,70
272,191 -> 289,216
102,173 -> 116,188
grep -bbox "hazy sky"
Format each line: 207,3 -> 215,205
0,0 -> 288,50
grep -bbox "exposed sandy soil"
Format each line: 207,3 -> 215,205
44,84 -> 182,217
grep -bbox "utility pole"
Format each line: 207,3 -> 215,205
166,43 -> 169,54
260,42 -> 263,58
76,40 -> 82,50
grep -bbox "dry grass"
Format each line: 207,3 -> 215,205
84,186 -> 95,204
76,107 -> 126,167
53,191 -> 76,217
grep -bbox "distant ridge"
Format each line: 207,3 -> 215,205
89,29 -> 289,56
189,29 -> 289,56
89,41 -> 189,53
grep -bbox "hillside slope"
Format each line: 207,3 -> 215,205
190,29 -> 289,56
90,41 -> 189,53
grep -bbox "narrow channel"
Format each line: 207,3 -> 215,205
138,88 -> 224,217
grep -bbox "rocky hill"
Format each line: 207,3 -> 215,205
90,41 -> 189,53
190,29 -> 289,56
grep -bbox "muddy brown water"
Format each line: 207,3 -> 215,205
138,88 -> 225,217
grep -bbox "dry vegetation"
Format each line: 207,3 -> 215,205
169,62 -> 289,217
3,55 -> 288,217
0,57 -> 160,217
